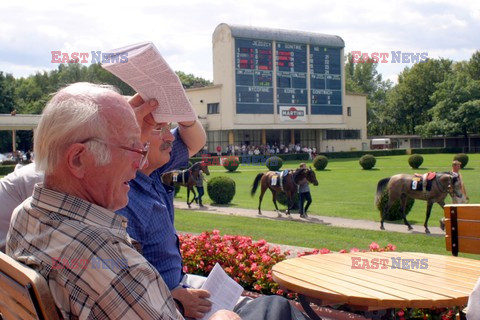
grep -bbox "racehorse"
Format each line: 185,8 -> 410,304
251,168 -> 318,216
161,162 -> 210,208
375,172 -> 464,233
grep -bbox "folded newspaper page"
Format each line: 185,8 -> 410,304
200,263 -> 244,320
102,41 -> 197,123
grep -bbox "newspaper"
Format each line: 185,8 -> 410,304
200,263 -> 244,320
102,41 -> 197,123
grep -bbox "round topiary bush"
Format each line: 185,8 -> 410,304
359,154 -> 376,170
223,156 -> 240,172
454,153 -> 469,168
207,176 -> 236,204
408,154 -> 424,169
265,156 -> 283,171
276,192 -> 299,210
312,155 -> 328,170
376,189 -> 415,221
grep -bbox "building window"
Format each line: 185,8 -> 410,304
325,129 -> 361,140
347,106 -> 351,116
207,103 -> 219,114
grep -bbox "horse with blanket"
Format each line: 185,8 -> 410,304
375,172 -> 464,233
161,161 -> 210,208
251,168 -> 318,217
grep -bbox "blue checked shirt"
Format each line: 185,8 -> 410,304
7,185 -> 182,320
117,128 -> 189,290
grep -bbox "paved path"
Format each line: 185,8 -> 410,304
174,201 -> 444,236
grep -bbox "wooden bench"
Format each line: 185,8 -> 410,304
444,204 -> 480,256
0,251 -> 61,320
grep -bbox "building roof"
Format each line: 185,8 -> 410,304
215,23 -> 345,48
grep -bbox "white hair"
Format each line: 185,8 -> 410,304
34,82 -> 121,174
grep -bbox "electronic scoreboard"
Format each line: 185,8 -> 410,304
235,38 -> 342,115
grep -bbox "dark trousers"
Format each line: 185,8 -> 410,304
196,186 -> 204,205
298,192 -> 312,214
235,295 -> 309,320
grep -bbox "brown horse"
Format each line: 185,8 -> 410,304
375,172 -> 463,233
161,162 -> 210,208
251,168 -> 318,217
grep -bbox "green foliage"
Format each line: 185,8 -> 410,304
223,156 -> 240,172
454,153 -> 469,168
312,155 -> 328,170
207,176 -> 235,204
408,154 -> 424,169
276,192 -> 299,210
389,58 -> 453,135
0,165 -> 15,176
175,71 -> 212,89
265,156 -> 283,171
359,154 -> 376,170
415,66 -> 480,143
377,189 -> 415,221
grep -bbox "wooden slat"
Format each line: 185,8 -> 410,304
444,204 -> 480,255
444,204 -> 480,220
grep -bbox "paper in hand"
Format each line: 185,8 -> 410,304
200,263 -> 244,320
101,41 -> 197,123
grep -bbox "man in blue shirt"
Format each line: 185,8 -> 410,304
117,119 -> 211,318
117,120 -> 309,320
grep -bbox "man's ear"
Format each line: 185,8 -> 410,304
65,143 -> 89,178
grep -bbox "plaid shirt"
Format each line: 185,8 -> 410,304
6,185 -> 182,320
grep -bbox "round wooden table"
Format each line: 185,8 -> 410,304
272,252 -> 480,319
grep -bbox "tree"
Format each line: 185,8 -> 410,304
416,68 -> 480,151
176,71 -> 212,89
387,58 -> 453,134
344,53 -> 393,136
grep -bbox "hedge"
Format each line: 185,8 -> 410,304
0,165 -> 16,176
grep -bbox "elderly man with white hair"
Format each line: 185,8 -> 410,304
5,83 -> 240,320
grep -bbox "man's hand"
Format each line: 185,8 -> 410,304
172,287 -> 212,319
128,94 -> 158,142
209,309 -> 241,320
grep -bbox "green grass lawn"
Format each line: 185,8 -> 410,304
174,209 -> 478,259
175,153 -> 479,228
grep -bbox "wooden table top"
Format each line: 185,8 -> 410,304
272,252 -> 480,310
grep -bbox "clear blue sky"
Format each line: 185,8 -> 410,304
1,0 -> 478,84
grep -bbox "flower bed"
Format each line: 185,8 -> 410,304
179,230 -> 459,319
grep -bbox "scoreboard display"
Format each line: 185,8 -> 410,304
310,46 -> 342,114
276,42 -> 308,110
235,38 -> 342,115
235,39 -> 274,114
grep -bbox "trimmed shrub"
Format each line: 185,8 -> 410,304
453,153 -> 469,168
223,156 -> 240,172
359,154 -> 376,170
0,165 -> 16,176
207,176 -> 235,204
276,192 -> 299,210
312,155 -> 328,170
377,189 -> 415,221
408,154 -> 424,169
265,156 -> 283,171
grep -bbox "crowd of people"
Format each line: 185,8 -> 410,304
221,143 -> 317,159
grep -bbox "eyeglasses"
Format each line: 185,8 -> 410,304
82,138 -> 150,169
152,123 -> 172,136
